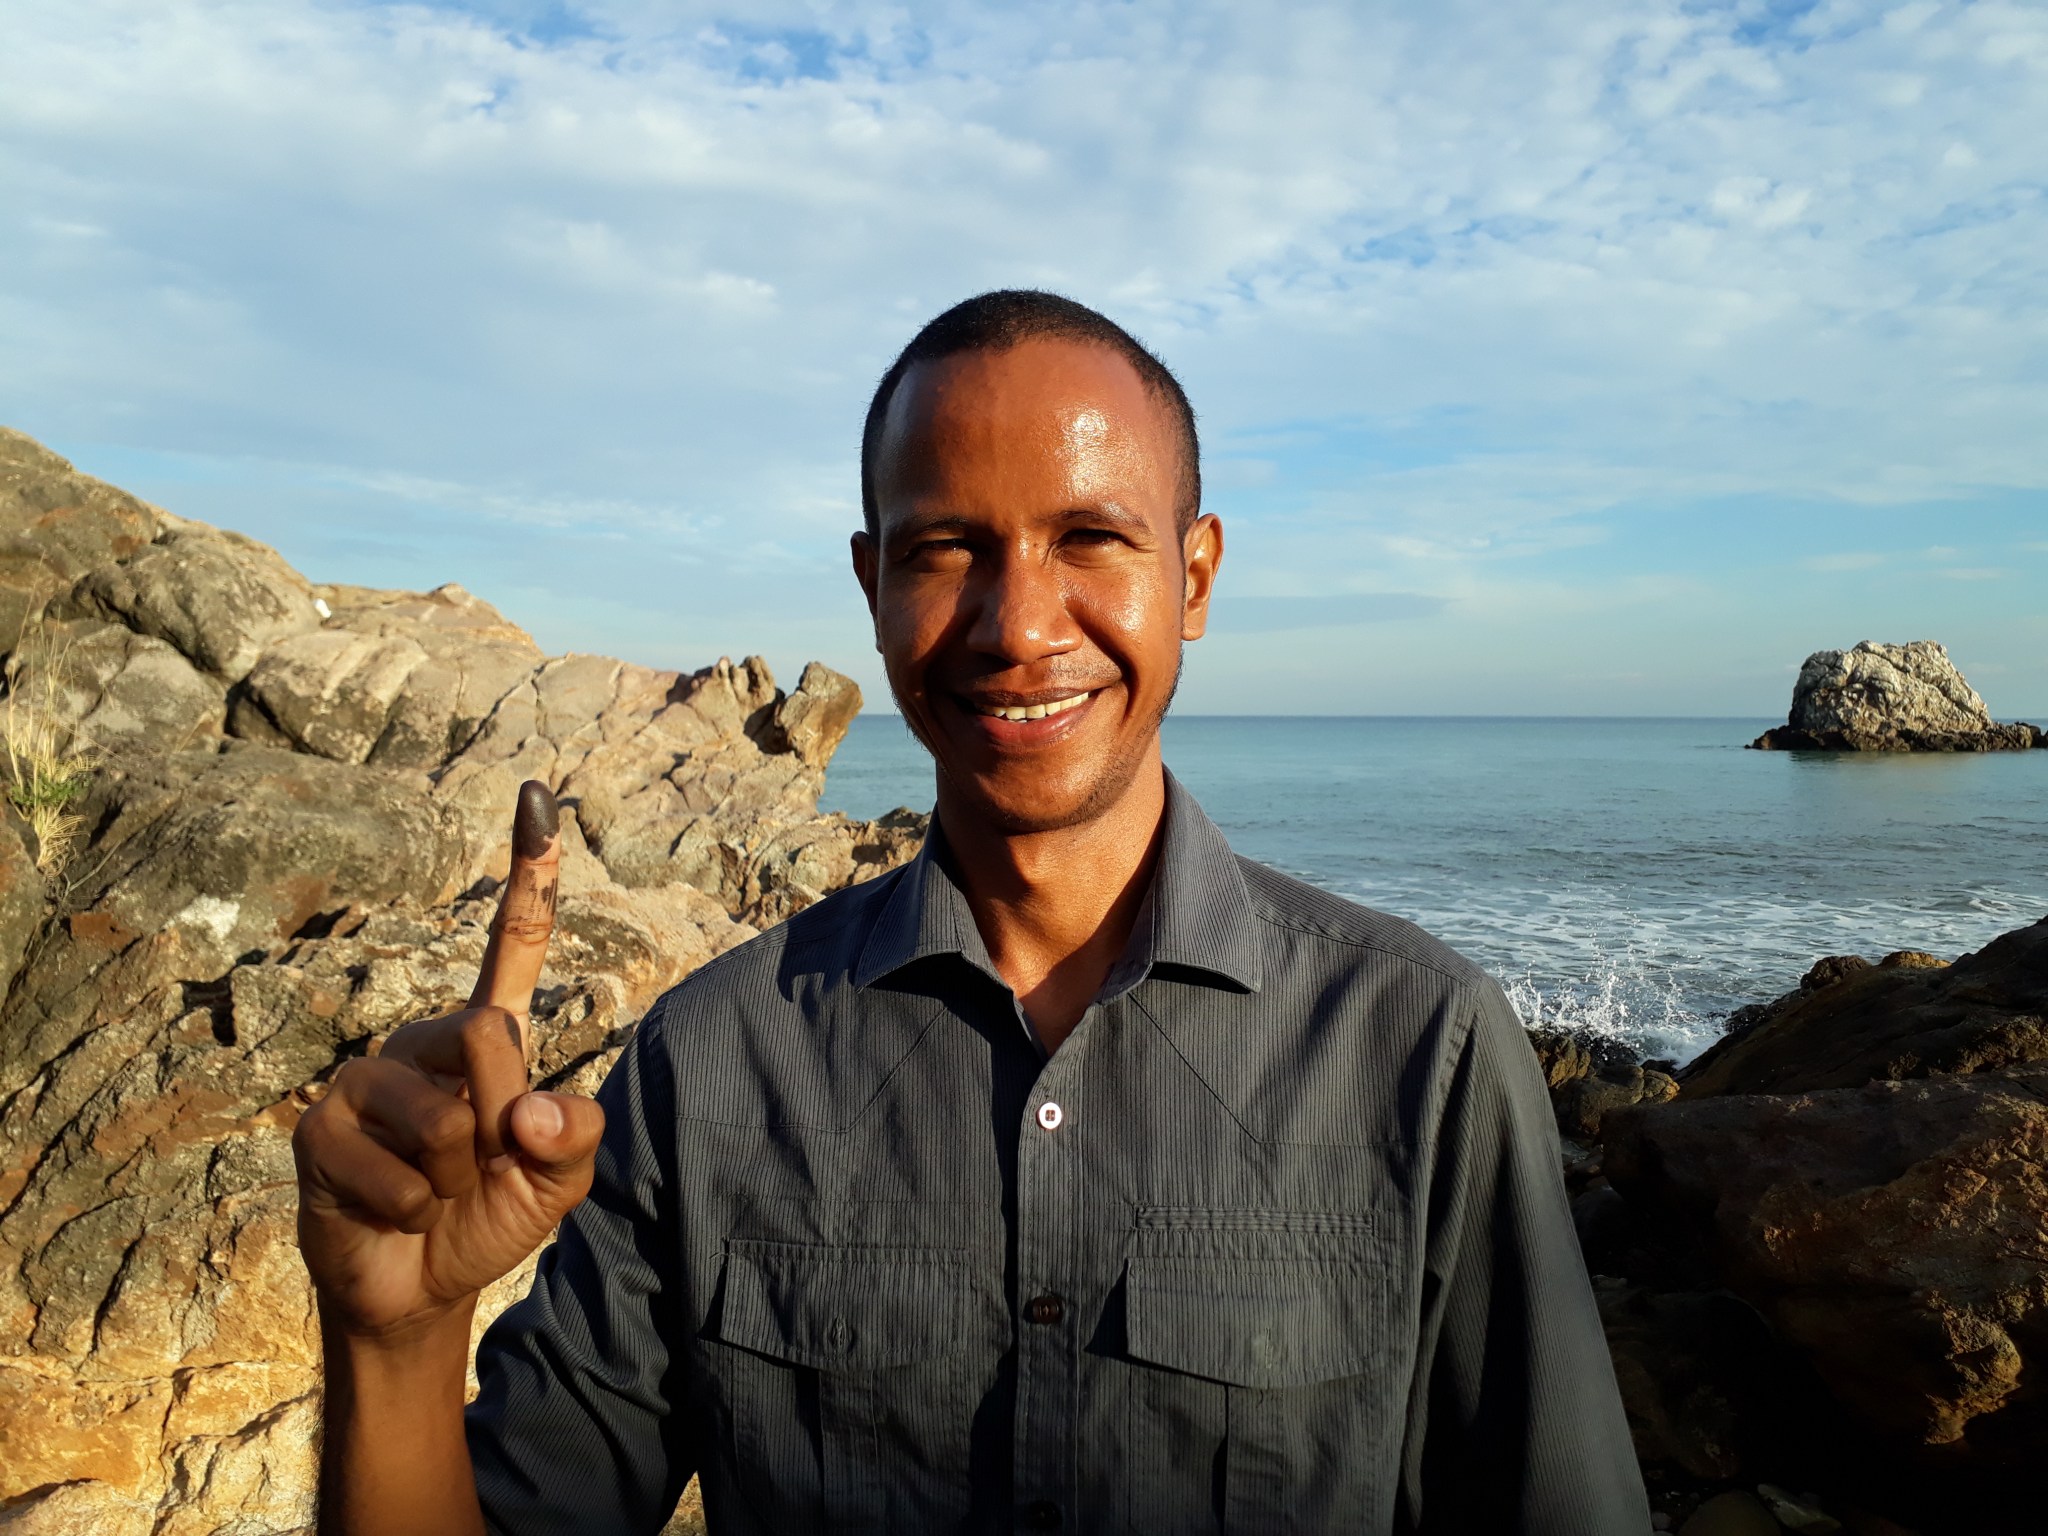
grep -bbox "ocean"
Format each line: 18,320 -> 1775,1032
818,715 -> 2048,1066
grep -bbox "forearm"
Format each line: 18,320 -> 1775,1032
319,1302 -> 488,1536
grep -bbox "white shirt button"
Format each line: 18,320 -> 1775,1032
1036,1101 -> 1064,1131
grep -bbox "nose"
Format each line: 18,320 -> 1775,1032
964,545 -> 1081,664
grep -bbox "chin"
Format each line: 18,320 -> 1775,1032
940,753 -> 1150,836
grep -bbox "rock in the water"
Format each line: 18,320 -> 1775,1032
1681,924 -> 2048,1097
1605,1064 -> 2048,1465
1750,641 -> 2043,752
0,425 -> 926,1533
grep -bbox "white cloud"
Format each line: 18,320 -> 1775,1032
1,0 -> 2044,710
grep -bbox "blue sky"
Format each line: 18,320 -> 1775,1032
3,0 -> 2043,715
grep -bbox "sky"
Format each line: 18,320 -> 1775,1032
3,0 -> 2044,716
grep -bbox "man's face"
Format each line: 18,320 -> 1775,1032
854,337 -> 1221,835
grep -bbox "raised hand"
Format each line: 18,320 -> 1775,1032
293,780 -> 606,1342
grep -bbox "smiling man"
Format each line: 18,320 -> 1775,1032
295,291 -> 1650,1534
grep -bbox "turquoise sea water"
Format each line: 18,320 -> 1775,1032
819,716 -> 2048,1065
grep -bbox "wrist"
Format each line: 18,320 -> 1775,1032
322,1296 -> 477,1376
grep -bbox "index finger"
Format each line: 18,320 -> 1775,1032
470,779 -> 561,1020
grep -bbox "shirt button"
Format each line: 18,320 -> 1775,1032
1022,1500 -> 1062,1529
1026,1293 -> 1065,1326
1036,1101 -> 1064,1130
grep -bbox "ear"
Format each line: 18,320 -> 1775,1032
1180,513 -> 1222,641
850,530 -> 882,645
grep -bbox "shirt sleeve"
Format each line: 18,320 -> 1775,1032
465,1004 -> 694,1536
1401,978 -> 1651,1534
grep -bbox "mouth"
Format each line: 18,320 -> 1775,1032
966,689 -> 1098,723
950,684 -> 1111,748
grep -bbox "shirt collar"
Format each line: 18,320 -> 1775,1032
852,769 -> 1263,996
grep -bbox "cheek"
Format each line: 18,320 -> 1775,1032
878,577 -> 965,678
1064,563 -> 1180,668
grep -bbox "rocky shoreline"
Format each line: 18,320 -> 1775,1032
1549,921 -> 2048,1536
4,429 -> 2044,1535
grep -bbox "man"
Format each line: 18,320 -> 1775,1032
294,291 -> 1650,1533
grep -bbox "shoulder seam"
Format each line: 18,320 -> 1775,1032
1245,901 -> 1472,988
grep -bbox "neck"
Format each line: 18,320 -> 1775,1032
937,751 -> 1168,1054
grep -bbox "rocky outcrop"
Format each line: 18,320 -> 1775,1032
1527,1028 -> 1679,1139
1607,1065 -> 2048,1469
0,428 -> 919,1534
1750,640 -> 2043,751
1580,917 -> 2048,1533
1680,928 -> 2048,1097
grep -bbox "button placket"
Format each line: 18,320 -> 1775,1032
1012,1009 -> 1089,1531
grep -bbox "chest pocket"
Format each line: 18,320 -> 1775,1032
711,1240 -> 981,1534
1121,1234 -> 1401,1535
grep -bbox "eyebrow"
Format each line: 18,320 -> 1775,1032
887,502 -> 1152,544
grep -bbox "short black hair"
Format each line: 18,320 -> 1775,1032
859,289 -> 1201,539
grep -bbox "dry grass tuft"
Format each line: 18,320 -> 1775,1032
3,628 -> 99,876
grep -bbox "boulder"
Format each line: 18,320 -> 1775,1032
236,628 -> 430,763
1604,1064 -> 2048,1466
1554,1061 -> 1680,1140
0,429 -> 160,661
6,619 -> 225,755
1681,924 -> 2048,1098
1750,641 -> 2043,751
53,522 -> 322,683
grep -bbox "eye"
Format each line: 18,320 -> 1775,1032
1063,526 -> 1124,547
903,536 -> 972,566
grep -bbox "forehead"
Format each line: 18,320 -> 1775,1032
873,337 -> 1177,512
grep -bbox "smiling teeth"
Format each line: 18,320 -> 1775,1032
984,691 -> 1092,722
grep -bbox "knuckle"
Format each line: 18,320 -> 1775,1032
417,1099 -> 475,1153
389,1178 -> 437,1226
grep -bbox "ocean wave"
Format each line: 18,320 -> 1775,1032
1331,878 -> 2048,1065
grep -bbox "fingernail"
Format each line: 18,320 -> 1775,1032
514,781 -> 558,859
485,1153 -> 517,1175
525,1093 -> 564,1138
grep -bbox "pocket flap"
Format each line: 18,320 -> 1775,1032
1124,1256 -> 1381,1389
718,1240 -> 971,1371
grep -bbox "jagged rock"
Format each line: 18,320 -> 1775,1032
53,522 -> 322,683
1681,925 -> 2048,1097
757,659 -> 865,766
8,619 -> 224,754
315,583 -> 543,768
1750,641 -> 2043,751
237,628 -> 431,763
0,426 -> 924,1532
0,817 -> 40,995
0,1479 -> 158,1536
740,807 -> 929,927
1528,1027 -> 1595,1089
0,429 -> 160,659
1553,1061 -> 1680,1141
1605,1064 -> 2048,1466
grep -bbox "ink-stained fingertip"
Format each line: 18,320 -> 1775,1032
513,780 -> 559,860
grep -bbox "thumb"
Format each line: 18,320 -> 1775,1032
506,1090 -> 605,1206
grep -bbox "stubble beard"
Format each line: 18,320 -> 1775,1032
895,654 -> 1183,837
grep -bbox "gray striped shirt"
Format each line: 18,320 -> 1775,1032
467,773 -> 1649,1533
